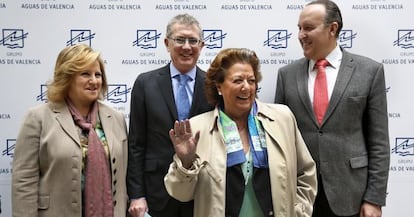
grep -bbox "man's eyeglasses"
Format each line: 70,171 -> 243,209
168,37 -> 202,46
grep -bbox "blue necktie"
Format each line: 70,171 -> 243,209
176,74 -> 191,120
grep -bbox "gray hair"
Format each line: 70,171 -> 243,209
166,13 -> 202,39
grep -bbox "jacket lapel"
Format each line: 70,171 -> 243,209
255,101 -> 289,157
190,67 -> 205,117
323,50 -> 354,125
98,103 -> 115,152
52,102 -> 81,147
156,64 -> 178,120
296,59 -> 318,124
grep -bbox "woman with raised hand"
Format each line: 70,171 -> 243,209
165,48 -> 317,217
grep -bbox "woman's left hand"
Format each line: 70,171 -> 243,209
169,120 -> 199,169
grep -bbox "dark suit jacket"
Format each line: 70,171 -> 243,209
127,64 -> 213,211
275,49 -> 390,216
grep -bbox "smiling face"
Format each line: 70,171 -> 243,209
298,4 -> 337,61
217,63 -> 256,120
165,23 -> 204,73
67,60 -> 102,114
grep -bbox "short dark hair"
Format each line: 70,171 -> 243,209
307,0 -> 343,38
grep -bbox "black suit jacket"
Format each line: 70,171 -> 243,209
275,50 -> 390,216
127,64 -> 213,211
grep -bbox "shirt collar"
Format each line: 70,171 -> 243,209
170,63 -> 197,80
309,44 -> 343,70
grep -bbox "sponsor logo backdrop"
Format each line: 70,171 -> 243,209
1,0 -> 413,216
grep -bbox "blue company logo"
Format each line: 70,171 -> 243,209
106,84 -> 131,104
263,30 -> 292,49
338,30 -> 357,48
36,84 -> 130,104
393,29 -> 414,49
36,84 -> 48,102
0,29 -> 28,49
2,139 -> 15,158
392,138 -> 414,156
203,30 -> 227,49
133,30 -> 161,49
66,29 -> 96,47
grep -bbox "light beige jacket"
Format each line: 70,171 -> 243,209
12,102 -> 128,217
165,100 -> 317,217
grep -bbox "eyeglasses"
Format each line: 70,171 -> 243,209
168,37 -> 202,46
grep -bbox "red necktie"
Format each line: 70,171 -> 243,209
313,59 -> 329,125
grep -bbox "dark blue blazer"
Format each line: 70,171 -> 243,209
127,63 -> 213,211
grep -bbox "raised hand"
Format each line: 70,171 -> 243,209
169,120 -> 199,169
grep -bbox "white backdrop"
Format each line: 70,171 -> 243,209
1,0 -> 413,216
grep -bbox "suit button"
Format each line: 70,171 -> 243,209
113,190 -> 117,196
319,131 -> 323,136
113,200 -> 117,206
112,158 -> 116,164
113,179 -> 117,185
113,169 -> 117,175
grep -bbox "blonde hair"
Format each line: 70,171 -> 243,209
47,44 -> 107,103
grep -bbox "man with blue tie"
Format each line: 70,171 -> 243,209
127,13 -> 213,217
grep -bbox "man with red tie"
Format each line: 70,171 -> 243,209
275,1 -> 390,217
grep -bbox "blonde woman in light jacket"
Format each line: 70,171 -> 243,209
12,44 -> 128,217
164,48 -> 316,217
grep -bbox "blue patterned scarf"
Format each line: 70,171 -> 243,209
219,102 -> 268,168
